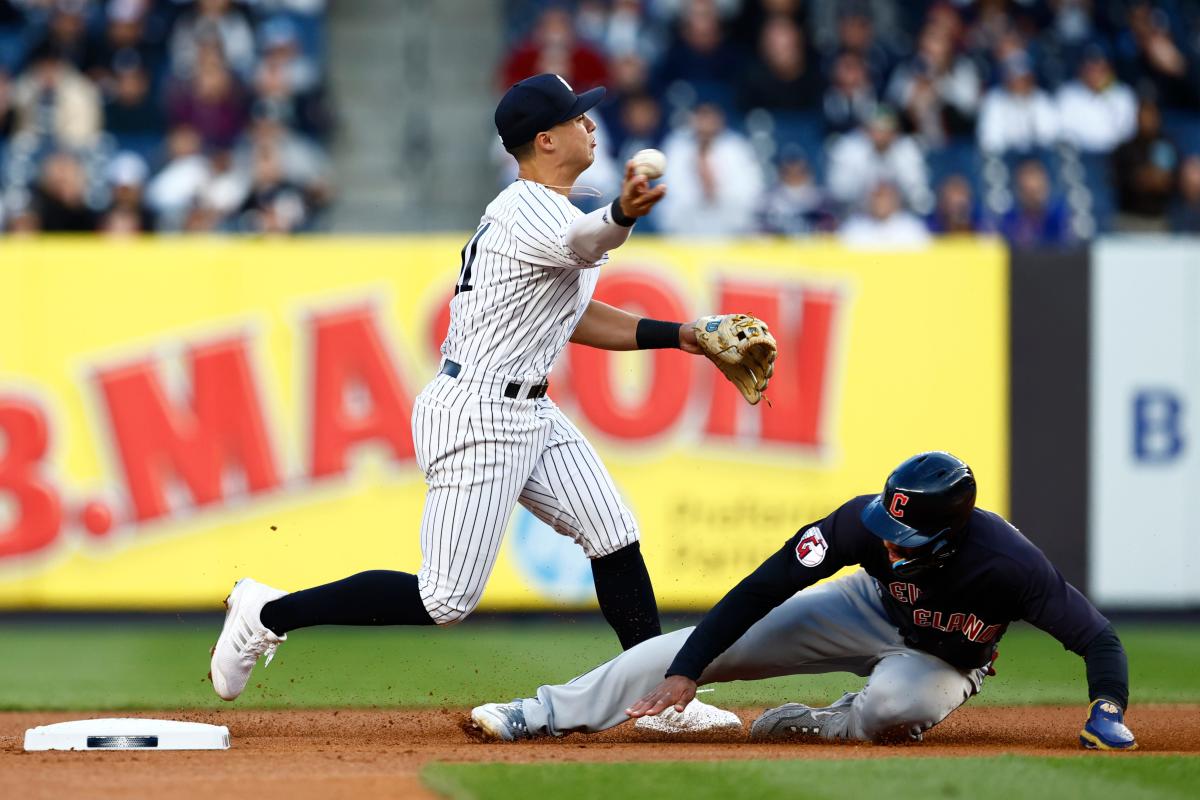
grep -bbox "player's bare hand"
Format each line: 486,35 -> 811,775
679,319 -> 703,354
625,675 -> 697,718
618,160 -> 666,218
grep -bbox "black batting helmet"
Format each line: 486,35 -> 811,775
861,451 -> 977,576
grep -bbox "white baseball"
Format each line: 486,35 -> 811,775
631,148 -> 666,180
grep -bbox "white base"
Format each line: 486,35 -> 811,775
24,718 -> 231,751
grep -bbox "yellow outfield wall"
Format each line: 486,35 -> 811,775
0,237 -> 1008,610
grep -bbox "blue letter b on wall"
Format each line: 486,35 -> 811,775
1133,390 -> 1184,463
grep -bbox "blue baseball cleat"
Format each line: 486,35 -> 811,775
1080,699 -> 1137,750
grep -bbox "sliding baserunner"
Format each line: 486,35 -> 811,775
471,451 -> 1136,750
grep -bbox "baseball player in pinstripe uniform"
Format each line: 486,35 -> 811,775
209,74 -> 773,731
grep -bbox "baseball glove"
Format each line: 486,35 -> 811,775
693,314 -> 777,405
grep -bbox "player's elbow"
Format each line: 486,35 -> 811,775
563,229 -> 603,264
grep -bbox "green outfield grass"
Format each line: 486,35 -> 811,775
422,756 -> 1200,800
0,619 -> 1197,710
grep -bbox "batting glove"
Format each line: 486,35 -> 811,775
1079,699 -> 1137,750
983,646 -> 1000,677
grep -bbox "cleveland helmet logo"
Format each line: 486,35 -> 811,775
556,74 -> 573,91
889,492 -> 909,518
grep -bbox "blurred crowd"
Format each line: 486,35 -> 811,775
497,0 -> 1200,245
0,0 -> 332,235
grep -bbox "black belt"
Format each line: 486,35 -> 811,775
439,360 -> 549,400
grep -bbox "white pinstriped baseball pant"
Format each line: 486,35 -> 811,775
411,371 -> 639,624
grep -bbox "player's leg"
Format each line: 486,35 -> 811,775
698,569 -> 901,684
254,377 -> 465,634
213,377 -> 549,700
414,380 -> 551,624
844,649 -> 984,741
744,570 -> 988,742
518,404 -> 659,649
479,570 -> 893,737
511,626 -> 696,735
258,570 -> 437,634
213,569 -> 436,700
751,649 -> 985,742
212,380 -> 473,699
258,376 -> 547,632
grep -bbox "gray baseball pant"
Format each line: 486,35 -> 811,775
519,569 -> 987,741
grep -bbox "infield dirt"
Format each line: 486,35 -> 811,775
3,705 -> 1197,800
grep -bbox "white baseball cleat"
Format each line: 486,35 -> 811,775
471,701 -> 533,741
209,578 -> 288,701
634,697 -> 743,734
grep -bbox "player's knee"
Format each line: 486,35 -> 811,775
858,693 -> 934,738
592,529 -> 642,560
583,510 -> 640,559
430,599 -> 478,626
418,585 -> 482,626
614,529 -> 640,552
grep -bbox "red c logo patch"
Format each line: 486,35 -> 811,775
795,527 -> 828,567
889,492 -> 909,518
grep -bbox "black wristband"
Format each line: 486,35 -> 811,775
636,318 -> 683,349
610,197 -> 636,227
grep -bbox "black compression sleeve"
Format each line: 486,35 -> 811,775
591,542 -> 662,649
665,544 -> 801,680
1081,623 -> 1130,709
636,318 -> 683,349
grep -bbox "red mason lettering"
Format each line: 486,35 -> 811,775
570,272 -> 691,440
309,307 -> 416,478
703,280 -> 839,446
96,338 -> 280,522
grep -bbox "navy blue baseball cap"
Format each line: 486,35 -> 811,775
495,73 -> 606,151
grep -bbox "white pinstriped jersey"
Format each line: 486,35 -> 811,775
441,180 -> 609,379
412,177 -> 639,625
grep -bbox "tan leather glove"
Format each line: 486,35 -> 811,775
693,314 -> 777,405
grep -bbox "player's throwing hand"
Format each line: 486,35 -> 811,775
617,160 -> 666,219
